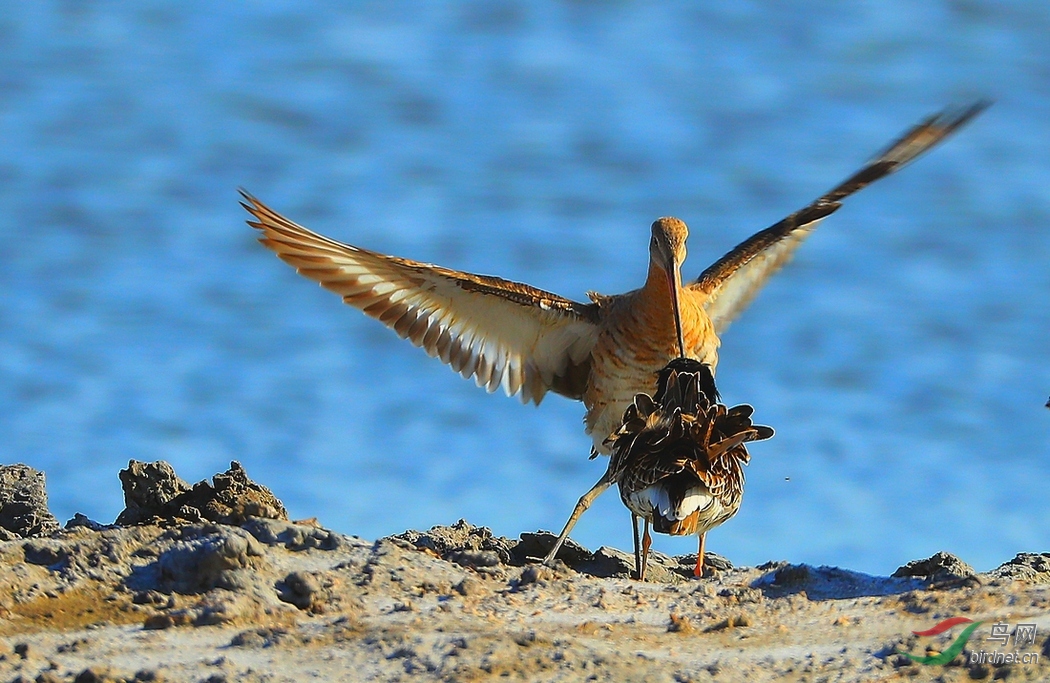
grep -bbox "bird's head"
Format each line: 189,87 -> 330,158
649,217 -> 689,276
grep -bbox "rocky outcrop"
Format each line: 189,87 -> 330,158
116,460 -> 287,526
0,464 -> 60,540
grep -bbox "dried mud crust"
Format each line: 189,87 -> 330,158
1,461 -> 1049,682
394,520 -> 730,584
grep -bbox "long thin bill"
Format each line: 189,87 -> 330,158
667,266 -> 686,358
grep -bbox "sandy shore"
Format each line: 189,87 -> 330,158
1,461 -> 1048,683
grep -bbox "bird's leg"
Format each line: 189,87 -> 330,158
694,533 -> 706,578
631,513 -> 642,580
640,519 -> 652,582
542,470 -> 613,566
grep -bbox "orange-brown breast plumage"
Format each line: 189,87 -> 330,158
583,265 -> 716,451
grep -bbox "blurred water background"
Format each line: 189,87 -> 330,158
1,2 -> 1048,575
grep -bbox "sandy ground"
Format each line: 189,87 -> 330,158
1,462 -> 1049,683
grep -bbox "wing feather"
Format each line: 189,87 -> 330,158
692,101 -> 989,334
244,192 -> 601,404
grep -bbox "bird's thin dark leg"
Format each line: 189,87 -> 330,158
694,533 -> 706,578
542,470 -> 613,566
631,513 -> 642,580
640,519 -> 652,582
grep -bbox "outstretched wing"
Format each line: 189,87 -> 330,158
692,101 -> 989,334
244,192 -> 600,404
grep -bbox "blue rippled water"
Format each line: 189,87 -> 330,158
1,2 -> 1048,575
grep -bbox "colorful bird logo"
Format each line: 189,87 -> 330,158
897,617 -> 983,666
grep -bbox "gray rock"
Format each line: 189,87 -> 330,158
115,461 -> 191,525
453,576 -> 481,596
153,527 -> 266,593
22,539 -> 69,567
514,531 -> 592,565
230,626 -> 293,648
676,552 -> 733,572
985,553 -> 1050,583
448,549 -> 501,568
0,463 -> 60,538
394,519 -> 517,565
892,552 -> 976,583
584,545 -> 634,577
198,461 -> 288,523
760,563 -> 923,600
65,513 -> 109,531
518,564 -> 553,585
242,517 -> 343,550
578,545 -> 681,583
278,571 -> 329,611
116,460 -> 287,526
772,563 -> 812,587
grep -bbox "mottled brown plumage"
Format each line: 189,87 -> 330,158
604,358 -> 773,580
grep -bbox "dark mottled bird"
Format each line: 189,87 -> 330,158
604,358 -> 773,580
